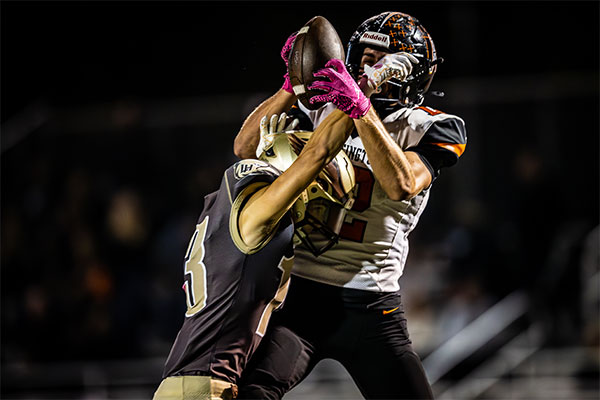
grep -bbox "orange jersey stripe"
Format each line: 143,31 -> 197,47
431,143 -> 466,157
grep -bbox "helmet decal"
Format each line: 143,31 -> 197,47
359,31 -> 390,49
346,11 -> 440,108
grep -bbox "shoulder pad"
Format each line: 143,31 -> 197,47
383,105 -> 466,151
230,159 -> 281,181
223,160 -> 282,203
409,106 -> 465,134
384,105 -> 463,133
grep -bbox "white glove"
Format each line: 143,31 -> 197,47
255,113 -> 300,158
362,52 -> 420,94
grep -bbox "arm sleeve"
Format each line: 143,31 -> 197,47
407,117 -> 467,179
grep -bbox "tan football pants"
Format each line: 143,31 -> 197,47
153,376 -> 238,400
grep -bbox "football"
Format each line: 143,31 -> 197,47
288,16 -> 345,110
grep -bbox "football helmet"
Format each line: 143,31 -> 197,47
257,130 -> 355,256
346,11 -> 441,107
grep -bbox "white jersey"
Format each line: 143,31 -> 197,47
293,102 -> 467,292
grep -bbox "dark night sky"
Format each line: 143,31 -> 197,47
3,1 -> 598,121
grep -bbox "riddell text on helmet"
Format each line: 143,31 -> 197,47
359,31 -> 390,49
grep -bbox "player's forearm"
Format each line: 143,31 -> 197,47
252,109 -> 353,230
234,89 -> 297,159
355,107 -> 418,201
302,109 -> 354,165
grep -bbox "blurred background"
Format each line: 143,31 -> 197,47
2,1 -> 598,399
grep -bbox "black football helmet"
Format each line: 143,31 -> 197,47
346,11 -> 441,107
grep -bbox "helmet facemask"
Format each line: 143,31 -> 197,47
257,130 -> 355,256
292,198 -> 348,256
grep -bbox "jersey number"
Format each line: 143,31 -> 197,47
339,166 -> 375,242
183,216 -> 209,317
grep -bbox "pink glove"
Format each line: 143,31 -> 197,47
308,59 -> 371,118
280,33 -> 297,93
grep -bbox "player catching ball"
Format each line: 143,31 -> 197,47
235,12 -> 467,399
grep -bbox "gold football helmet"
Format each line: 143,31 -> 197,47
257,129 -> 355,256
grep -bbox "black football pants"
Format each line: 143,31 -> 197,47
238,276 -> 434,399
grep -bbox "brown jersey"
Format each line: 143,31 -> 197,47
162,159 -> 295,385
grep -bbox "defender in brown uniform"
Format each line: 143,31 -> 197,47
153,109 -> 356,400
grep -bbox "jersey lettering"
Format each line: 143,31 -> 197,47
343,143 -> 370,165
